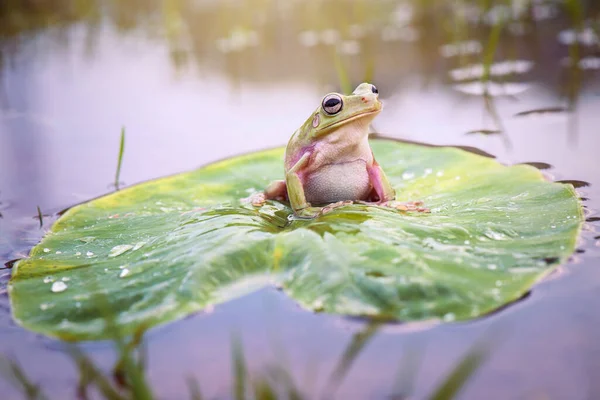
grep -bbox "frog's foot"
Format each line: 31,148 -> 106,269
243,180 -> 288,207
384,200 -> 430,213
294,201 -> 353,219
358,200 -> 430,213
322,200 -> 353,215
180,207 -> 207,215
243,192 -> 267,207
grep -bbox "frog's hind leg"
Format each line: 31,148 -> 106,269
364,160 -> 429,213
246,180 -> 287,207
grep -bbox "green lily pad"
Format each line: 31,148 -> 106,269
9,139 -> 583,340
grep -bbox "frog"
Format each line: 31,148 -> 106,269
248,82 -> 428,218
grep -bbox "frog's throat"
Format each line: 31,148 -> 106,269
315,109 -> 380,136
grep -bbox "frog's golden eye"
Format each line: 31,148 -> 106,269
322,94 -> 343,115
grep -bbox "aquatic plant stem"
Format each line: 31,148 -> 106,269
36,206 -> 43,228
115,127 -> 126,191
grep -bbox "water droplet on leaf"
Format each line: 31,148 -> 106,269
51,281 -> 67,293
109,244 -> 134,257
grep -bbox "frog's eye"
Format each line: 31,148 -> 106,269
371,85 -> 378,94
322,94 -> 343,115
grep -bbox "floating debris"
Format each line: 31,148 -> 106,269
449,60 -> 533,81
579,56 -> 600,70
531,3 -> 558,21
465,129 -> 502,136
321,29 -> 340,45
337,40 -> 361,55
561,56 -> 600,70
348,24 -> 366,39
453,81 -> 530,96
381,26 -> 419,42
557,27 -> 599,46
298,30 -> 319,47
519,162 -> 552,170
514,107 -> 569,117
556,180 -> 590,189
391,3 -> 413,25
216,28 -> 259,53
440,40 -> 482,58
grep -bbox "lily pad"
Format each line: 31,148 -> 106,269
9,139 -> 583,340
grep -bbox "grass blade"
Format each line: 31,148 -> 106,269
253,378 -> 277,400
187,376 -> 204,400
0,355 -> 48,400
428,343 -> 488,400
391,339 -> 425,399
232,334 -> 247,400
333,51 -> 352,95
323,321 -> 380,397
69,347 -> 127,400
114,127 -> 126,191
36,206 -> 43,228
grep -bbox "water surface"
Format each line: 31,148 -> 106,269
1,1 -> 600,399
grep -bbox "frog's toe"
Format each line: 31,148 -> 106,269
382,200 -> 429,213
243,192 -> 266,207
321,200 -> 353,215
294,207 -> 322,219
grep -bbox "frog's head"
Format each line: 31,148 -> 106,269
303,82 -> 382,139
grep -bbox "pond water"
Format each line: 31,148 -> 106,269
1,1 -> 600,399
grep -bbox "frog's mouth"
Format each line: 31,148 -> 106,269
317,109 -> 382,133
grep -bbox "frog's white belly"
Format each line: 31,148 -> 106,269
304,160 -> 371,205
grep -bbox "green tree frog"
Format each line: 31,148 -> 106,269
250,83 -> 428,218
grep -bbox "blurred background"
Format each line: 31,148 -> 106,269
0,0 -> 599,399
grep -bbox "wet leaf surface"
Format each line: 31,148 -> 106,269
9,139 -> 584,340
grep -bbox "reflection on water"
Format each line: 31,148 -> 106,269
1,0 -> 600,399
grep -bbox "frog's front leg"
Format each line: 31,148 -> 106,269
366,161 -> 430,213
285,152 -> 351,218
286,152 -> 324,218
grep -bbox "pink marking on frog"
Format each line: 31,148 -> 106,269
286,144 -> 316,170
367,162 -> 385,202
